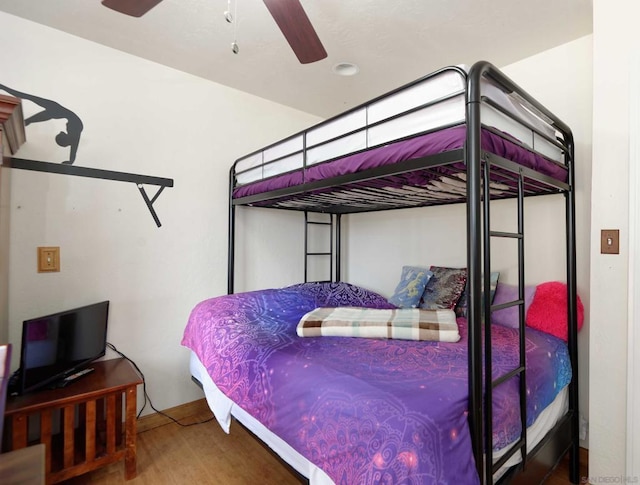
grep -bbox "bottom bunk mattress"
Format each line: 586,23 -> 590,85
189,352 -> 568,484
181,282 -> 571,484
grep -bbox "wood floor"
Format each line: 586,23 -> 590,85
63,399 -> 587,484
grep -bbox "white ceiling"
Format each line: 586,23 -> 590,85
0,0 -> 592,118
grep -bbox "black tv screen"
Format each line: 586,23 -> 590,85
18,301 -> 109,394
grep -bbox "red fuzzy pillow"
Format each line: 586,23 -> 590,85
526,281 -> 584,341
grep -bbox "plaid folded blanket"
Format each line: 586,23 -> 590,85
297,307 -> 460,342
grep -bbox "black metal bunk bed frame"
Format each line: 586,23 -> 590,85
227,61 -> 579,485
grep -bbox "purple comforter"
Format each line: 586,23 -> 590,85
182,282 -> 571,484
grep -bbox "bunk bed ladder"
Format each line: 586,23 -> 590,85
304,212 -> 336,283
483,164 -> 528,484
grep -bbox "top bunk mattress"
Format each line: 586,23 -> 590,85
231,64 -> 570,211
233,125 -> 568,202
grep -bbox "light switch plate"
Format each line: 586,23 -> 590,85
38,246 -> 60,272
601,229 -> 620,255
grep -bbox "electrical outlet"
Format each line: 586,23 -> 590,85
38,246 -> 60,272
601,229 -> 619,255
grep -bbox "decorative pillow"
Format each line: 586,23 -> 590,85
491,283 -> 536,329
455,271 -> 500,317
287,282 -> 396,309
388,266 -> 433,308
419,266 -> 467,310
526,281 -> 584,341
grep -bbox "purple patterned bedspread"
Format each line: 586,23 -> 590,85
181,282 -> 571,484
233,126 -> 568,199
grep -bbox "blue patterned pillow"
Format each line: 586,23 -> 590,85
388,266 -> 433,308
419,266 -> 467,310
455,271 -> 500,317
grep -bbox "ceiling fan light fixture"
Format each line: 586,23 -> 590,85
332,62 -> 359,77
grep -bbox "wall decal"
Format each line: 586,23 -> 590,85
0,83 -> 83,165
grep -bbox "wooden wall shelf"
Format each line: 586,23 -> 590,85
0,94 -> 172,227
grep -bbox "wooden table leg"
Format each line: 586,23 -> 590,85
106,394 -> 116,456
41,410 -> 52,475
124,386 -> 137,480
63,405 -> 75,469
85,399 -> 96,463
11,413 -> 28,449
115,393 -> 123,447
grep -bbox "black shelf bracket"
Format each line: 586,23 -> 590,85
3,157 -> 174,227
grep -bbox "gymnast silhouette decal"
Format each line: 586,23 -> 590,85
0,83 -> 83,165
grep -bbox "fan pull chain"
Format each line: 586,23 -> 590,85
224,0 -> 233,22
224,0 -> 239,54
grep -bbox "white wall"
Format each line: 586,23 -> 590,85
629,49 -> 640,483
234,207 -> 306,291
589,0 -> 639,479
345,36 -> 593,446
0,154 -> 10,344
0,11 -> 320,413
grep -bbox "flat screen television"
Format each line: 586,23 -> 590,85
17,301 -> 109,394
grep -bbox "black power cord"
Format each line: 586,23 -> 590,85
106,342 -> 214,429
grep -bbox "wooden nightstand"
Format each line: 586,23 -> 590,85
3,358 -> 142,483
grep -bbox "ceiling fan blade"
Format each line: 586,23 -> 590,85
101,0 -> 163,18
263,0 -> 327,64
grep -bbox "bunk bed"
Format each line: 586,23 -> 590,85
182,61 -> 579,484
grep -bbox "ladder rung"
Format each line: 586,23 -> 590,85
491,299 -> 524,312
304,211 -> 333,284
492,366 -> 525,389
492,437 -> 525,472
490,231 -> 523,239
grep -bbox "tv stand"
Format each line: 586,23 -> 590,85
3,358 -> 142,483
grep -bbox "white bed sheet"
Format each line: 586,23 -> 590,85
189,351 -> 569,484
235,66 -> 562,185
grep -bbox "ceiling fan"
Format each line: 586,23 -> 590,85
101,0 -> 163,18
100,0 -> 327,64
